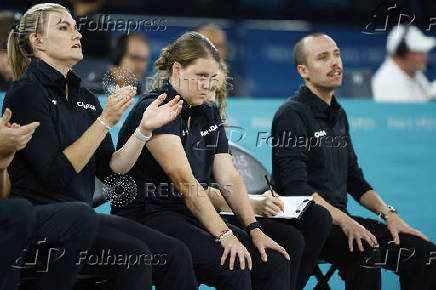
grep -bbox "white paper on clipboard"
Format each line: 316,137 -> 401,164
221,196 -> 313,220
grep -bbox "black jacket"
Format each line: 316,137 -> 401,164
271,85 -> 372,211
3,58 -> 114,205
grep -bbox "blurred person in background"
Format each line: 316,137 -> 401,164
109,32 -> 150,94
0,11 -> 15,91
372,25 -> 436,102
195,24 -> 246,98
195,24 -> 227,61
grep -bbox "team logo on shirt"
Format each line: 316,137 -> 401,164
314,130 -> 327,138
52,100 -> 57,105
77,102 -> 96,111
200,124 -> 218,137
181,129 -> 189,136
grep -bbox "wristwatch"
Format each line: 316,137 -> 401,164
246,221 -> 262,234
380,205 -> 398,220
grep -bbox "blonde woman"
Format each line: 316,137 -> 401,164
5,3 -> 196,290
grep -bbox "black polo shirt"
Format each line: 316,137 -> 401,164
115,80 -> 229,213
2,58 -> 114,205
271,85 -> 372,211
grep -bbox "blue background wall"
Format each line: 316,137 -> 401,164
1,92 -> 435,289
73,20 -> 436,100
109,22 -> 436,99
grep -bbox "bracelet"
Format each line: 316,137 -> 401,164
135,127 -> 152,143
378,205 -> 398,224
97,117 -> 112,130
215,229 -> 233,243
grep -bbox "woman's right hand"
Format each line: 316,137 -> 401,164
0,108 -> 39,169
220,234 -> 252,271
252,190 -> 284,217
100,85 -> 136,127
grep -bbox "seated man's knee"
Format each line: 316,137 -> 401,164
310,204 -> 333,232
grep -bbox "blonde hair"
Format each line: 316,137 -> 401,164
7,3 -> 68,80
152,31 -> 221,89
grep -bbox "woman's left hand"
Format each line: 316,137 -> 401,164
250,228 -> 290,262
139,94 -> 183,135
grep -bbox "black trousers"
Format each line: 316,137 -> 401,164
113,205 -> 291,290
4,200 -> 99,290
224,203 -> 332,290
0,199 -> 35,290
80,213 -> 197,290
321,215 -> 436,290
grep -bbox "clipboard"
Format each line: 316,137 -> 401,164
221,196 -> 313,220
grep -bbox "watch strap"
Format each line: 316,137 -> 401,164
246,221 -> 262,234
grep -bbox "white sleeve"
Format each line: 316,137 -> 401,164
429,80 -> 436,99
372,72 -> 410,102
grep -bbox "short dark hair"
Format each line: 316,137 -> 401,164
293,32 -> 327,68
111,32 -> 149,65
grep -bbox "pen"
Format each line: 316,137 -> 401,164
264,175 -> 284,212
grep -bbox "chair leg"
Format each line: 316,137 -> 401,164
313,264 -> 333,290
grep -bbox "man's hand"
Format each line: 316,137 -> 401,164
338,215 -> 378,252
220,234 -> 252,270
250,228 -> 290,262
386,214 -> 429,245
0,108 -> 39,169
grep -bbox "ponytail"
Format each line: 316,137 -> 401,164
7,3 -> 68,80
7,29 -> 31,80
